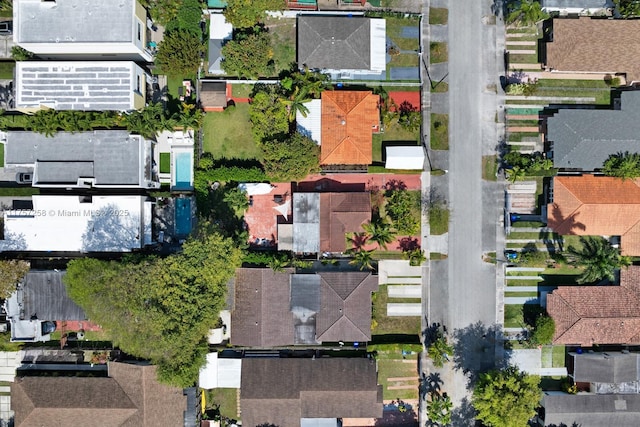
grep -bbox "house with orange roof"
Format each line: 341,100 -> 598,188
297,91 -> 380,167
547,175 -> 640,256
546,265 -> 640,346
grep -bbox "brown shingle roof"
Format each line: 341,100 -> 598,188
11,362 -> 187,427
547,175 -> 640,256
320,192 -> 371,252
199,81 -> 228,109
240,358 -> 383,427
546,17 -> 640,82
316,272 -> 378,342
547,266 -> 640,346
231,268 -> 295,347
320,91 -> 379,165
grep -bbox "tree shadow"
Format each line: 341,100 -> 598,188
82,202 -> 144,252
419,371 -> 443,401
449,397 -> 477,427
452,322 -> 509,388
547,202 -> 586,234
422,321 -> 444,348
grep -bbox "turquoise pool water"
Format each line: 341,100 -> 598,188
174,152 -> 192,190
175,198 -> 192,236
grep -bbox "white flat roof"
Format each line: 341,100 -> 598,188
1,195 -> 152,252
295,99 -> 321,144
370,18 -> 386,72
199,353 -> 242,389
385,146 -> 425,170
15,61 -> 141,111
210,13 -> 233,40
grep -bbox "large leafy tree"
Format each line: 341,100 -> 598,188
156,29 -> 204,77
567,236 -> 631,284
506,0 -> 549,26
64,228 -> 243,387
221,29 -> 274,79
164,0 -> 202,35
602,151 -> 640,179
223,0 -> 285,28
385,190 -> 420,236
472,366 -> 541,427
614,0 -> 640,18
529,314 -> 555,346
249,87 -> 289,143
260,132 -> 319,181
0,260 -> 30,299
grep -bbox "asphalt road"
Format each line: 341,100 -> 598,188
439,0 -> 501,408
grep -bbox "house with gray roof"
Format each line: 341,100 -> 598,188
543,393 -> 640,427
231,268 -> 378,347
571,351 -> 640,392
297,15 -> 386,80
241,358 -> 383,427
546,90 -> 640,172
15,61 -> 148,111
14,0 -> 154,62
2,130 -> 159,189
4,270 -> 85,342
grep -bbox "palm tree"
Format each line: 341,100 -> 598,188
405,249 -> 427,266
349,249 -> 375,271
280,86 -> 312,122
506,166 -> 526,183
427,393 -> 453,427
362,217 -> 396,250
268,253 -> 291,272
427,335 -> 454,368
567,236 -> 631,284
507,0 -> 549,26
603,151 -> 640,180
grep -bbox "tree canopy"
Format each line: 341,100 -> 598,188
156,29 -> 204,77
472,366 -> 541,427
506,0 -> 549,26
64,228 -> 243,387
249,87 -> 289,143
603,151 -> 640,179
529,314 -> 555,346
223,0 -> 285,28
221,29 -> 274,79
567,236 -> 631,284
614,0 -> 640,17
0,260 -> 30,300
260,132 -> 320,181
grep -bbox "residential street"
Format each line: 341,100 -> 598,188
422,0 -> 505,420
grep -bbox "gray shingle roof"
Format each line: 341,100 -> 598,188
5,131 -> 145,186
543,393 -> 640,427
573,352 -> 640,384
548,91 -> 640,171
241,358 -> 383,427
297,16 -> 371,70
21,270 -> 86,321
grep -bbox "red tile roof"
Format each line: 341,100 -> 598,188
321,91 -> 379,165
547,175 -> 640,256
547,266 -> 640,346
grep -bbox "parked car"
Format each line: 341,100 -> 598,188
15,172 -> 32,184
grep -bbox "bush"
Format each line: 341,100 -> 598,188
529,315 -> 555,346
11,46 -> 33,61
156,29 -> 204,77
221,29 -> 275,79
261,132 -> 320,181
386,190 -> 420,236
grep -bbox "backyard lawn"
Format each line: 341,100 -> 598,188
202,104 -> 261,160
265,16 -> 296,75
430,114 -> 449,150
205,388 -> 238,421
372,285 -> 421,336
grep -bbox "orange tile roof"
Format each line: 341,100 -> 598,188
321,91 -> 379,165
547,175 -> 640,256
547,266 -> 640,346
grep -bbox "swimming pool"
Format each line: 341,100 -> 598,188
173,151 -> 193,190
175,198 -> 192,236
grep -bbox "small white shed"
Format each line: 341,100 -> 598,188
385,146 -> 425,170
199,353 -> 242,389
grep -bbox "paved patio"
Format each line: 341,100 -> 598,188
243,182 -> 292,245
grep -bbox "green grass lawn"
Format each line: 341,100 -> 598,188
430,113 -> 449,150
504,304 -> 524,328
387,53 -> 420,81
265,16 -> 296,75
429,42 -> 448,64
536,79 -> 610,89
431,81 -> 448,93
373,118 -> 420,163
482,155 -> 497,181
0,143 -> 4,167
0,61 -> 14,80
159,152 -> 170,174
505,291 -> 538,297
232,84 -> 254,98
429,7 -> 448,25
369,343 -> 421,401
507,54 -> 539,64
202,104 -> 261,160
385,17 -> 420,51
429,203 -> 449,235
372,284 -> 421,336
534,87 -> 611,104
205,388 -> 238,420
512,221 -> 546,228
0,187 -> 40,197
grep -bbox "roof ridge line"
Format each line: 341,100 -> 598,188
552,290 -> 582,344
